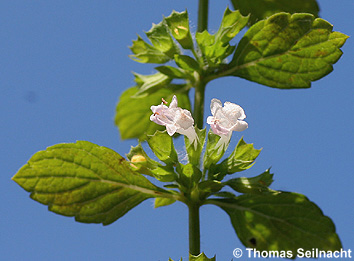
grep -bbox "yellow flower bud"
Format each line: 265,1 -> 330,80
131,155 -> 147,163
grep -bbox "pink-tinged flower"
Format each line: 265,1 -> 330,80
207,98 -> 248,136
150,95 -> 198,148
207,98 -> 248,152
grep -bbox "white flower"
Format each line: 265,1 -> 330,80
207,98 -> 248,135
207,98 -> 248,152
150,95 -> 198,148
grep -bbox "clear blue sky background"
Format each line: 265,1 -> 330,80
1,1 -> 353,260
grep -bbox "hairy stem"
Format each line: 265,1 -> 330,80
188,203 -> 201,256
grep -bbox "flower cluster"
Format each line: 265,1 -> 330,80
150,95 -> 248,149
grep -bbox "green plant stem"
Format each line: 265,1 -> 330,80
193,79 -> 206,129
188,203 -> 201,256
198,0 -> 209,32
187,0 -> 209,256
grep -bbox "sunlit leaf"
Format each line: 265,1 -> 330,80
230,0 -> 320,26
211,192 -> 342,254
155,65 -> 191,79
154,197 -> 176,208
151,165 -> 177,182
196,8 -> 248,68
190,252 -> 216,261
12,141 -> 169,225
227,13 -> 348,89
177,163 -> 202,190
198,180 -> 223,195
145,21 -> 179,58
214,137 -> 261,180
115,87 -> 191,141
133,72 -> 171,97
174,54 -> 201,72
226,168 -> 275,194
129,35 -> 170,64
147,130 -> 179,165
215,8 -> 249,44
164,10 -> 194,50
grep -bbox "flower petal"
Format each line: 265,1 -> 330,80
177,126 -> 198,150
175,109 -> 194,129
166,125 -> 177,136
210,98 -> 222,116
169,95 -> 178,108
232,120 -> 248,132
223,102 -> 245,121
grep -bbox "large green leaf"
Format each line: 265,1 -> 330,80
12,141 -> 170,225
115,86 -> 191,141
225,13 -> 348,89
210,192 -> 342,255
231,0 -> 319,26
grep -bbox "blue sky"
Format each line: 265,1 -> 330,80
1,1 -> 353,260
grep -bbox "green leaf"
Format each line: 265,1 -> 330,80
231,0 -> 320,26
198,180 -> 223,194
155,65 -> 191,80
115,86 -> 191,141
154,197 -> 176,208
129,35 -> 170,64
228,13 -> 348,89
196,8 -> 248,68
196,30 -> 233,68
150,165 -> 177,182
184,127 -> 206,167
164,10 -> 194,50
226,168 -> 275,194
147,130 -> 179,165
177,163 -> 202,190
174,54 -> 201,72
215,8 -> 249,44
133,72 -> 171,97
211,192 -> 342,254
12,141 -> 169,225
145,21 -> 179,58
217,137 -> 261,176
189,252 -> 216,261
